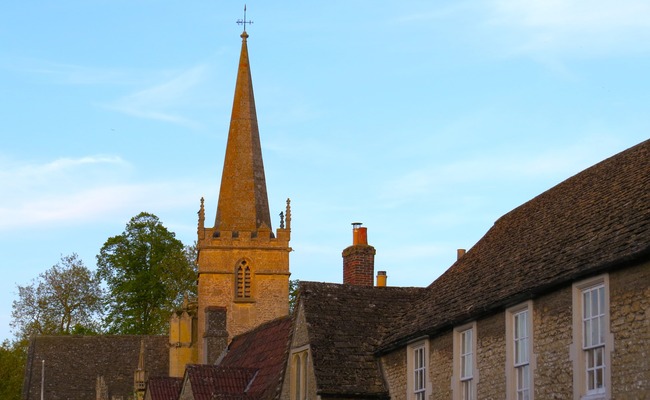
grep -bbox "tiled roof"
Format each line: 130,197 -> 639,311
380,138 -> 650,352
185,365 -> 257,400
22,335 -> 169,400
219,316 -> 293,400
146,376 -> 182,400
299,282 -> 425,398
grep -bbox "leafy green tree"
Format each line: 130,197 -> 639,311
96,212 -> 196,334
0,340 -> 27,400
11,253 -> 103,339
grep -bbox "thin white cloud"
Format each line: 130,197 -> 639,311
0,156 -> 200,231
0,155 -> 128,188
23,156 -> 127,174
0,57 -> 158,85
487,0 -> 650,57
0,182 -> 198,231
380,134 -> 623,203
103,64 -> 209,128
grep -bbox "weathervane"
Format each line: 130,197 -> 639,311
236,5 -> 253,31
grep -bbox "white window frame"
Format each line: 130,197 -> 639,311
290,345 -> 309,400
571,275 -> 612,400
453,322 -> 477,400
407,339 -> 430,400
506,301 -> 534,400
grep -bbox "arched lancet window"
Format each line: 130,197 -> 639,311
291,351 -> 308,400
236,260 -> 252,299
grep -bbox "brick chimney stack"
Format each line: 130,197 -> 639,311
342,223 -> 376,286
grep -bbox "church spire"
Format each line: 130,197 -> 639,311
214,29 -> 272,232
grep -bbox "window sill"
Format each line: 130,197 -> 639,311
234,297 -> 255,303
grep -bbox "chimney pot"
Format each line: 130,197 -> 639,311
457,248 -> 466,260
376,271 -> 387,287
343,223 -> 375,286
352,222 -> 363,245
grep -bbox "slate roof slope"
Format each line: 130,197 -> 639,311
218,316 -> 293,400
299,282 -> 425,399
145,376 -> 182,400
380,138 -> 650,352
22,335 -> 169,400
184,365 -> 257,400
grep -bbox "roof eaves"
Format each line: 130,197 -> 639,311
377,247 -> 650,355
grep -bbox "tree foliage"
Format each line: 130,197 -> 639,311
96,212 -> 197,334
0,340 -> 27,400
11,253 -> 102,340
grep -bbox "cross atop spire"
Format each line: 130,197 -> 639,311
236,5 -> 253,33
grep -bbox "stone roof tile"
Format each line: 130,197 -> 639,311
299,282 -> 425,398
22,335 -> 169,400
219,316 -> 293,400
185,365 -> 257,400
146,376 -> 182,400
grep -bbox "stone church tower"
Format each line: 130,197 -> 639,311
193,29 -> 291,365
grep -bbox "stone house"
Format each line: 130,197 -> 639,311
282,138 -> 649,400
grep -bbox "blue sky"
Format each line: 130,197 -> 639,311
1,1 -> 648,341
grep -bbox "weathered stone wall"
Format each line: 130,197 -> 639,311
381,347 -> 407,400
531,286 -> 574,399
609,259 -> 650,398
476,312 -> 506,399
429,330 -> 453,399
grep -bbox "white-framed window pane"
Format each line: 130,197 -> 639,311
583,285 -> 605,349
413,345 -> 426,399
461,329 -> 473,379
461,379 -> 474,400
516,337 -> 529,365
586,347 -> 605,392
516,364 -> 530,400
511,307 -> 531,400
582,283 -> 606,395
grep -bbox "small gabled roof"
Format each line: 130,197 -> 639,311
184,365 -> 257,400
299,282 -> 425,399
219,316 -> 293,400
145,376 -> 182,400
380,138 -> 650,352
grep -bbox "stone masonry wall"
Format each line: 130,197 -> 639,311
476,312 -> 506,399
532,286 -> 574,399
381,347 -> 407,400
429,331 -> 453,399
609,260 -> 650,398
